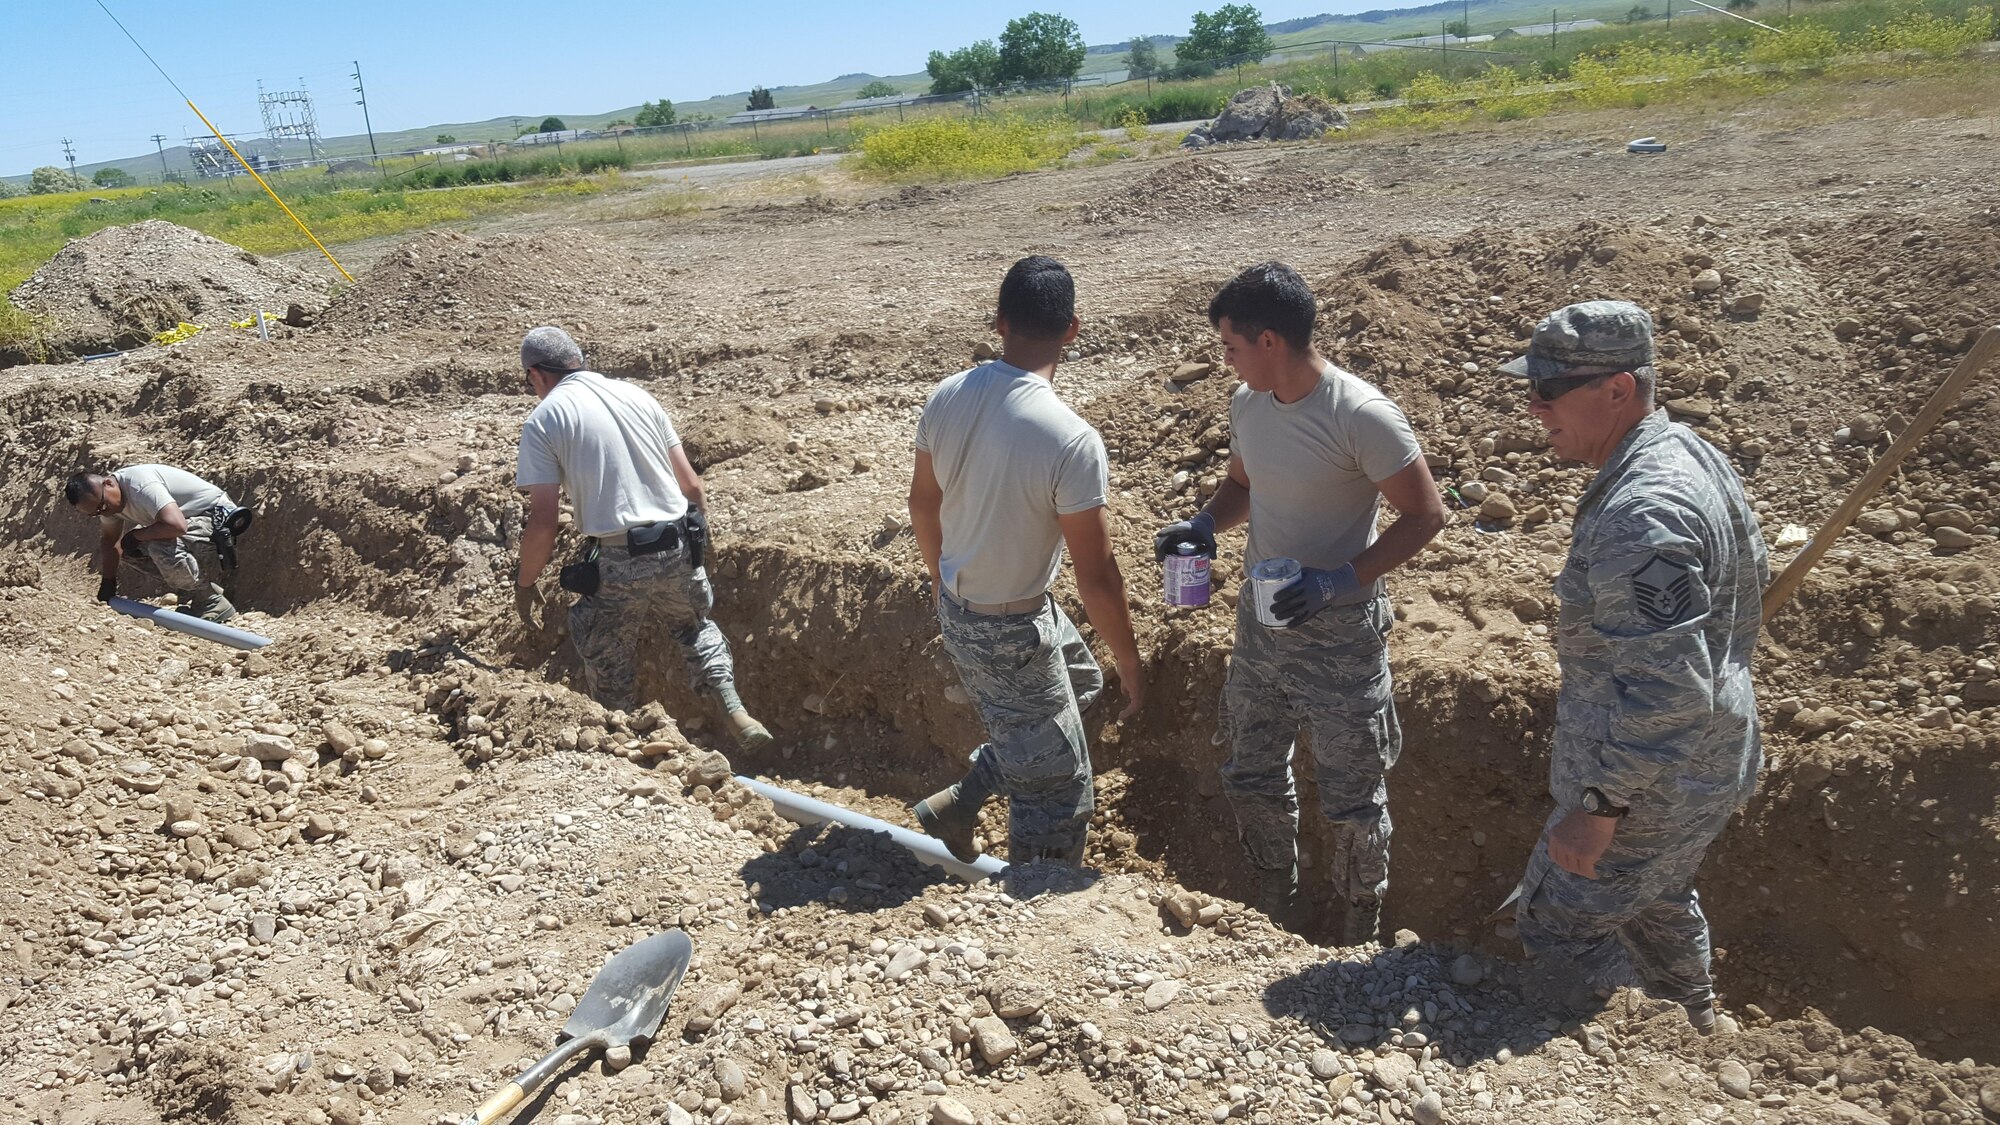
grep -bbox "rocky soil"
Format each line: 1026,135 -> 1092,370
3,69 -> 1999,1125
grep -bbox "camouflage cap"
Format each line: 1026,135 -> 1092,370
1499,300 -> 1655,380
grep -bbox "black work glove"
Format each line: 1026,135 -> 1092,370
120,531 -> 143,557
97,574 -> 118,603
514,585 -> 545,633
1269,563 -> 1359,628
1154,511 -> 1218,563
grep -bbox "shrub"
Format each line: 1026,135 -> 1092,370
1748,22 -> 1842,66
1120,107 -> 1150,142
30,166 -> 87,194
1870,5 -> 1995,54
850,115 -> 1081,180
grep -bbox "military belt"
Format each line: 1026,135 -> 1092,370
943,589 -> 1047,616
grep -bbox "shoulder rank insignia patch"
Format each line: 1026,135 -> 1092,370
1632,553 -> 1695,627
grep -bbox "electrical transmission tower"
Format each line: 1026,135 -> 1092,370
258,78 -> 324,168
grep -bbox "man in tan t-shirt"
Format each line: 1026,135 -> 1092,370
1155,262 -> 1446,942
907,256 -> 1145,866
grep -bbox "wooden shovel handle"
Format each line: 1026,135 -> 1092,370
458,1082 -> 525,1125
1762,325 -> 2000,625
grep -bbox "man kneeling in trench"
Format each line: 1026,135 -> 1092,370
67,464 -> 247,623
1497,301 -> 1766,1035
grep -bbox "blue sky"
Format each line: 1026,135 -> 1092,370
6,0 -> 1352,176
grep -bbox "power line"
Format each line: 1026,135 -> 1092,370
89,0 -> 190,102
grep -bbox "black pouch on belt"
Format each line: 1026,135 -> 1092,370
559,543 -> 602,597
683,509 -> 707,569
627,519 -> 682,557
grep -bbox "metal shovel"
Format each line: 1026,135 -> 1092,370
458,930 -> 693,1125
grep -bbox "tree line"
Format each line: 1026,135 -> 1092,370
928,5 -> 1273,95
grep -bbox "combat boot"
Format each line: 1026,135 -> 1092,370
913,783 -> 985,864
1254,864 -> 1303,929
727,709 -> 773,750
1685,1001 -> 1737,1036
1342,897 -> 1383,947
178,583 -> 237,624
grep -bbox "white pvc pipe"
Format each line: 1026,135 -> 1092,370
107,596 -> 273,651
735,775 -> 1007,883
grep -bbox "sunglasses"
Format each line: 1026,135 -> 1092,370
1527,370 -> 1619,403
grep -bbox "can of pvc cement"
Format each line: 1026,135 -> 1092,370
1251,557 -> 1301,628
1163,541 -> 1212,607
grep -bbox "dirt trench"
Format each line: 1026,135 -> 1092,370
591,535 -> 2000,1062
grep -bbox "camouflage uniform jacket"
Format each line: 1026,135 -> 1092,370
1553,410 -> 1768,821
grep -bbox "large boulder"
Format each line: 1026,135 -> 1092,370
1209,83 -> 1289,142
1270,93 -> 1349,141
1193,85 -> 1349,146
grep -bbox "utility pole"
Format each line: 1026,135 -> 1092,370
151,134 -> 170,182
62,137 -> 79,184
351,61 -> 381,168
1552,8 -> 1559,48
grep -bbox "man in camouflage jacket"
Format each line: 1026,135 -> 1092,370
1499,300 -> 1767,1035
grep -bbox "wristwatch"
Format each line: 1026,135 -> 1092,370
1581,787 -> 1629,818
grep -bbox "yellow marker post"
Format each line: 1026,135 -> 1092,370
184,99 -> 354,283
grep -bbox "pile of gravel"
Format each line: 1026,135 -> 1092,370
6,220 -> 330,362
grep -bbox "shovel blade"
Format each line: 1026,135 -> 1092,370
560,930 -> 693,1049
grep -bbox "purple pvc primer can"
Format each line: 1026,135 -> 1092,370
1164,542 -> 1212,607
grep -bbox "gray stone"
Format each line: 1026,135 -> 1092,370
971,1015 -> 1018,1067
1372,1051 -> 1417,1092
1717,1059 -> 1753,1100
789,1083 -> 818,1121
716,1059 -> 747,1101
1412,1091 -> 1446,1125
1309,1048 -> 1342,1079
1449,953 -> 1484,987
1142,979 -> 1182,1011
686,749 -> 733,788
1933,526 -> 1977,550
887,945 -> 928,981
932,1096 -> 977,1125
1210,84 -> 1287,142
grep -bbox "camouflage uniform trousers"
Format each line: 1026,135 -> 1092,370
1514,801 -> 1733,1008
122,509 -> 224,593
568,542 -> 735,714
937,593 -> 1103,862
1221,589 -> 1400,906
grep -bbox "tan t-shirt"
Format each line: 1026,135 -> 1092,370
108,464 -> 230,531
915,361 -> 1109,605
1231,361 -> 1423,606
516,370 -> 686,538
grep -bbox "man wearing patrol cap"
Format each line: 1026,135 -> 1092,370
1498,300 -> 1766,1035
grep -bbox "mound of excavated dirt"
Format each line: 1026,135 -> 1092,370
1079,155 -> 1361,225
314,227 -> 702,341
6,220 -> 327,362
